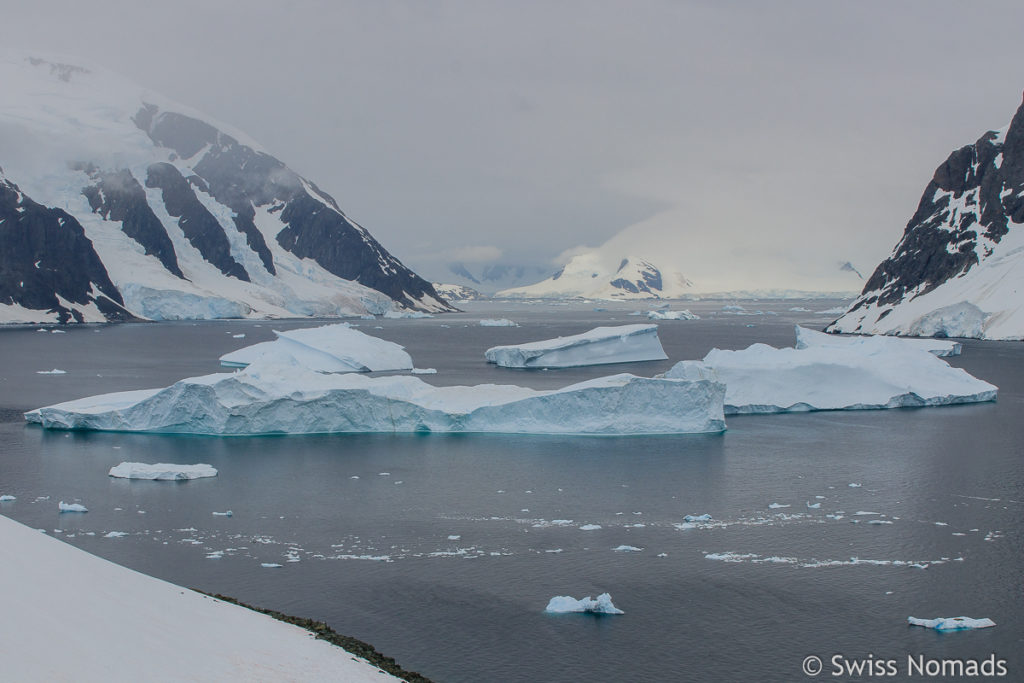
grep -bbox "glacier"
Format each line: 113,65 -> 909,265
108,462 -> 218,481
484,324 -> 668,368
25,359 -> 727,435
219,323 -> 412,372
663,328 -> 996,414
544,593 -> 624,615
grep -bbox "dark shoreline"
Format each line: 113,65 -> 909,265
198,591 -> 434,683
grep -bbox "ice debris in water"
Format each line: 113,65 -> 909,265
212,511 -> 233,517
907,616 -> 995,631
484,324 -> 667,368
36,369 -> 67,375
684,514 -> 712,522
260,563 -> 283,569
647,310 -> 699,321
108,462 -> 217,481
58,501 -> 87,513
545,593 -> 624,615
579,524 -> 602,531
806,502 -> 821,509
0,495 -> 15,502
612,545 -> 643,552
479,319 -> 518,327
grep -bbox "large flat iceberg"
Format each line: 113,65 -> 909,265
663,329 -> 996,414
26,359 -> 726,435
219,323 -> 412,372
484,324 -> 668,368
907,616 -> 995,631
108,462 -> 218,481
795,325 -> 961,357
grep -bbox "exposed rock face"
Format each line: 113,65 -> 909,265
829,94 -> 1024,340
0,171 -> 133,322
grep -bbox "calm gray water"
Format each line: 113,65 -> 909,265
1,300 -> 1021,682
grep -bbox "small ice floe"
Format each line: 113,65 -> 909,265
103,531 -> 127,538
479,319 -> 518,327
410,368 -> 437,374
378,472 -> 390,476
0,495 -> 15,502
51,329 -> 65,334
206,551 -> 224,559
447,535 -> 461,541
58,501 -> 87,513
768,503 -> 790,509
108,462 -> 218,481
868,520 -> 894,525
934,522 -> 949,526
907,616 -> 996,631
545,593 -> 624,615
647,310 -> 699,321
612,545 -> 643,552
806,502 -> 821,509
684,514 -> 711,522
260,563 -> 283,569
849,483 -> 862,488
212,510 -> 233,517
579,524 -> 602,531
36,369 -> 67,375
657,553 -> 668,558
350,475 -> 359,479
854,511 -> 881,516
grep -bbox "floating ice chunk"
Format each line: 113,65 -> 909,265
934,522 -> 948,526
212,511 -> 233,517
613,545 -> 643,552
410,368 -> 437,374
795,326 -> 961,357
849,483 -> 862,488
58,501 -> 87,513
479,319 -> 518,327
232,334 -> 246,339
36,369 -> 67,375
806,502 -> 821,509
382,310 -> 432,319
545,593 -> 623,615
108,462 -> 218,481
868,520 -> 893,525
684,514 -> 711,522
722,305 -> 746,312
447,535 -> 461,541
768,503 -> 790,509
104,531 -> 127,538
647,310 -> 699,321
26,363 -> 726,436
579,524 -> 602,531
0,495 -> 15,502
484,324 -> 667,368
219,323 -> 412,372
663,328 -> 996,414
907,616 -> 995,631
260,563 -> 283,568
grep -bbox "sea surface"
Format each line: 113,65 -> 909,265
1,300 -> 1021,682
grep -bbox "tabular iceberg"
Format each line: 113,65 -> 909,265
219,323 -> 412,372
108,462 -> 218,481
795,325 -> 961,357
663,330 -> 996,414
26,359 -> 726,436
484,324 -> 668,368
907,616 -> 995,631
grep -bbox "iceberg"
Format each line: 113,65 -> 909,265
382,310 -> 432,319
25,358 -> 727,436
545,593 -> 624,615
663,330 -> 996,414
479,319 -> 518,327
484,324 -> 668,368
647,310 -> 699,321
108,462 -> 218,481
58,502 -> 88,513
907,616 -> 995,631
219,323 -> 412,372
795,325 -> 961,357
0,495 -> 15,502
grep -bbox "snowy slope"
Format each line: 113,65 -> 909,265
498,253 -> 693,300
0,51 -> 452,322
829,94 -> 1024,340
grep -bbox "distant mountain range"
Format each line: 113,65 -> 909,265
0,52 -> 452,323
829,93 -> 1024,340
498,254 -> 693,300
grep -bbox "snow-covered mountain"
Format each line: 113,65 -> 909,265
0,52 -> 452,323
498,253 -> 692,300
432,282 -> 484,301
829,94 -> 1024,340
444,262 -> 552,294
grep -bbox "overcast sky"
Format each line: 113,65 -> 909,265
5,1 -> 1024,288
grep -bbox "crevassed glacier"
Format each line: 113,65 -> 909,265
219,323 -> 412,372
25,359 -> 726,435
663,330 -> 996,414
484,324 -> 667,368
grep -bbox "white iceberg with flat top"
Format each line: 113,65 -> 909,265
662,330 -> 996,414
219,323 -> 412,372
647,310 -> 699,321
795,325 -> 961,357
545,593 -> 624,615
907,616 -> 995,631
484,324 -> 668,368
108,462 -> 218,481
26,358 -> 726,435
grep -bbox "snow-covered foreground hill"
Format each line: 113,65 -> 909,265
829,94 -> 1024,340
0,51 -> 452,323
0,514 -> 402,681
